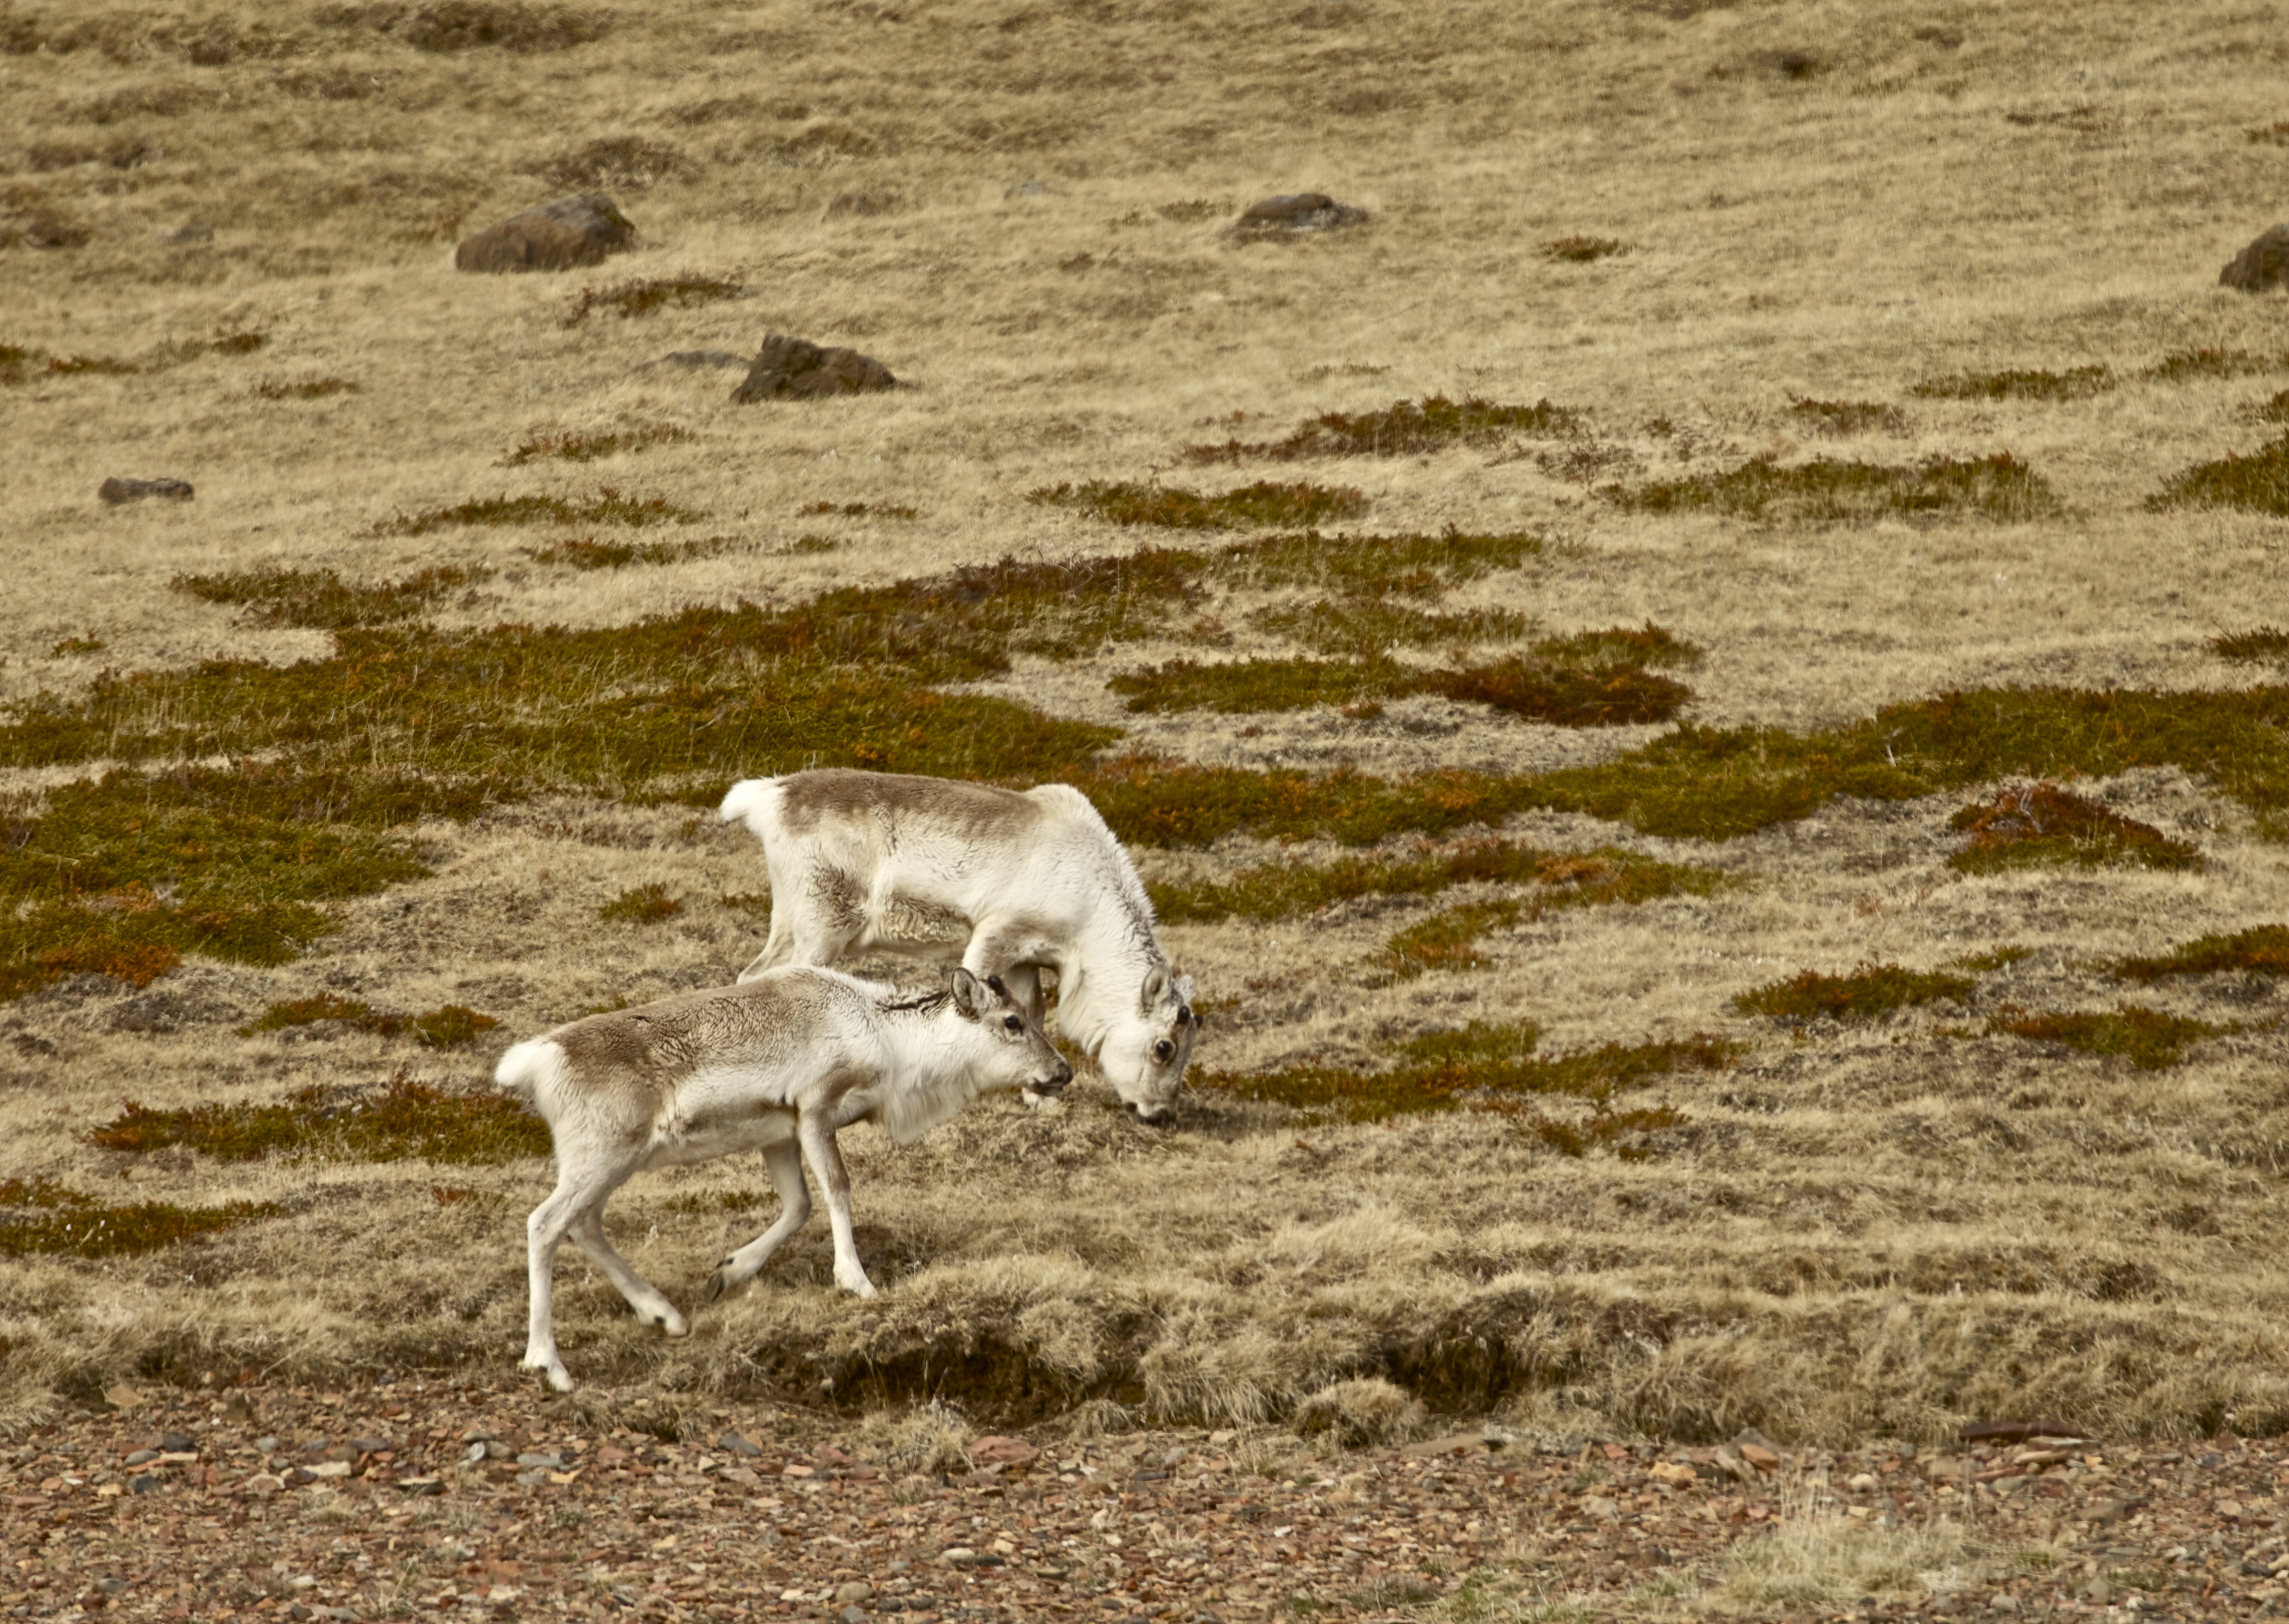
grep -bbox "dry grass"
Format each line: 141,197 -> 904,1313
8,0 -> 2289,1459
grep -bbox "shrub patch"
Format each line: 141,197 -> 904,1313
1180,397 -> 1579,463
2147,435 -> 2289,516
1987,1006 -> 2230,1070
1787,397 -> 1907,436
520,535 -> 735,570
2113,924 -> 2289,984
561,276 -> 740,327
1731,962 -> 1976,1025
379,488 -> 703,534
0,1177 -> 283,1259
1028,480 -> 1368,530
1910,365 -> 2114,401
503,425 -> 690,464
174,564 -> 491,629
1947,781 -> 2202,873
1610,453 -> 2059,524
86,1073 -> 549,1164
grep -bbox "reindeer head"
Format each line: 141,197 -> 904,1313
1099,963 -> 1198,1127
950,967 -> 1073,1098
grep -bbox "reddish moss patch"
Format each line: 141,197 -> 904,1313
1731,962 -> 1975,1025
502,425 -> 689,464
1382,898 -> 1521,976
1987,1005 -> 2230,1070
798,501 -> 920,520
174,564 -> 491,630
86,1073 -> 548,1164
0,1177 -> 283,1259
520,534 -> 734,569
379,487 -> 703,535
1787,397 -> 1908,436
2113,924 -> 2289,983
239,994 -> 408,1038
1543,236 -> 1627,263
2210,627 -> 2289,666
2148,435 -> 2289,516
1948,781 -> 2201,873
560,276 -> 739,328
1611,453 -> 2059,523
1910,365 -> 2114,401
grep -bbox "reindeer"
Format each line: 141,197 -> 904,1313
718,769 -> 1200,1125
493,965 -> 1070,1392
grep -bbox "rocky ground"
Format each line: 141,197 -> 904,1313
3,1381 -> 2285,1622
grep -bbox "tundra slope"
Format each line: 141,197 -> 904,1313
493,964 -> 1071,1393
720,769 -> 1199,1123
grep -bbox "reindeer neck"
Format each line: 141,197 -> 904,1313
1056,892 -> 1165,1058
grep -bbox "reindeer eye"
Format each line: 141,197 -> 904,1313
1003,1016 -> 1023,1032
1154,1039 -> 1175,1063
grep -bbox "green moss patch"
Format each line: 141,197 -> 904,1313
1028,479 -> 1368,530
1731,962 -> 1975,1025
2139,349 -> 2281,384
1110,625 -> 1697,725
379,487 -> 703,535
1610,453 -> 2059,523
1909,365 -> 2114,401
1249,598 -> 1532,653
174,564 -> 491,629
503,425 -> 690,464
1086,759 -> 1544,848
86,1073 -> 549,1164
2112,924 -> 2289,984
1987,1006 -> 2230,1070
1531,684 -> 2289,841
1947,781 -> 2201,873
236,997 -> 499,1046
1180,397 -> 1579,463
520,534 -> 736,569
1208,527 -> 1542,597
1151,839 -> 1723,923
561,276 -> 741,327
1382,898 -> 1523,976
1544,236 -> 1627,262
2147,435 -> 2289,516
1787,397 -> 1907,436
1196,1020 -> 1734,1123
0,766 -> 453,1000
0,1177 -> 283,1259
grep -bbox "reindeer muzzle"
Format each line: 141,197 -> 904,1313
1123,1101 -> 1175,1128
1034,1061 -> 1075,1095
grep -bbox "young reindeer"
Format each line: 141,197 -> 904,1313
493,965 -> 1070,1392
719,769 -> 1200,1126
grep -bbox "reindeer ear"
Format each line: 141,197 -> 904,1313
1141,964 -> 1171,1015
950,967 -> 987,1019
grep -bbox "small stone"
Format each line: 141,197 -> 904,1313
159,1433 -> 195,1453
1233,192 -> 1368,235
731,335 -> 897,402
845,1610 -> 867,1624
465,1442 -> 487,1465
835,1581 -> 873,1603
303,1461 -> 352,1479
516,1452 -> 564,1469
1846,1471 -> 1880,1491
970,1435 -> 1038,1467
99,477 -> 194,504
1738,1444 -> 1779,1471
128,1474 -> 158,1495
1582,1495 -> 1620,1520
719,1433 -> 762,1456
2221,223 -> 2289,293
256,1436 -> 280,1452
455,192 -> 635,274
396,1476 -> 445,1496
124,1449 -> 160,1466
243,1473 -> 285,1495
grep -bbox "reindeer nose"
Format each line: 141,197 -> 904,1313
1124,1102 -> 1174,1128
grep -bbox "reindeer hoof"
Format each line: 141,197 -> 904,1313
704,1268 -> 731,1303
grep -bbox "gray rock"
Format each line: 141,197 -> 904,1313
455,192 -> 635,274
99,477 -> 194,504
731,335 -> 897,403
1234,192 -> 1368,234
2220,223 -> 2289,292
718,1433 -> 762,1456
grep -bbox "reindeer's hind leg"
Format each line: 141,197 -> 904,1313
737,865 -> 867,983
703,1137 -> 811,1302
523,1150 -> 642,1392
567,1202 -> 688,1339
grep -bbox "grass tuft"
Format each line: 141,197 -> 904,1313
2261,391 -> 2289,426
502,425 -> 690,464
1909,364 -> 2114,400
1543,236 -> 1628,262
0,1177 -> 283,1259
599,882 -> 684,923
379,487 -> 702,535
251,376 -> 359,400
1731,962 -> 1975,1025
1786,397 -> 1907,436
174,564 -> 491,629
1249,597 -> 1532,654
1947,781 -> 2201,873
1611,453 -> 2059,523
85,1072 -> 548,1164
798,501 -> 920,519
2140,347 -> 2281,384
1027,479 -> 1368,530
2112,924 -> 2289,984
2209,627 -> 2289,665
1988,1005 -> 2229,1070
560,276 -> 739,328
238,994 -> 409,1038
1197,1020 -> 1733,1124
1181,397 -> 1579,463
2146,434 -> 2289,516
1208,526 -> 1542,598
317,1 -> 611,53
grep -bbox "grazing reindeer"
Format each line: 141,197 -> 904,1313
719,769 -> 1201,1125
493,965 -> 1070,1392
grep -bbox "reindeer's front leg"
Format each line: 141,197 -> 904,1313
794,1110 -> 876,1297
704,1137 -> 810,1301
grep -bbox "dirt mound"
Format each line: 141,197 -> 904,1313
453,192 -> 634,273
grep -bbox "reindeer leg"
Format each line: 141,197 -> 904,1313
568,1201 -> 687,1339
739,869 -> 864,982
523,1152 -> 637,1392
795,1110 -> 877,1297
704,1137 -> 811,1302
